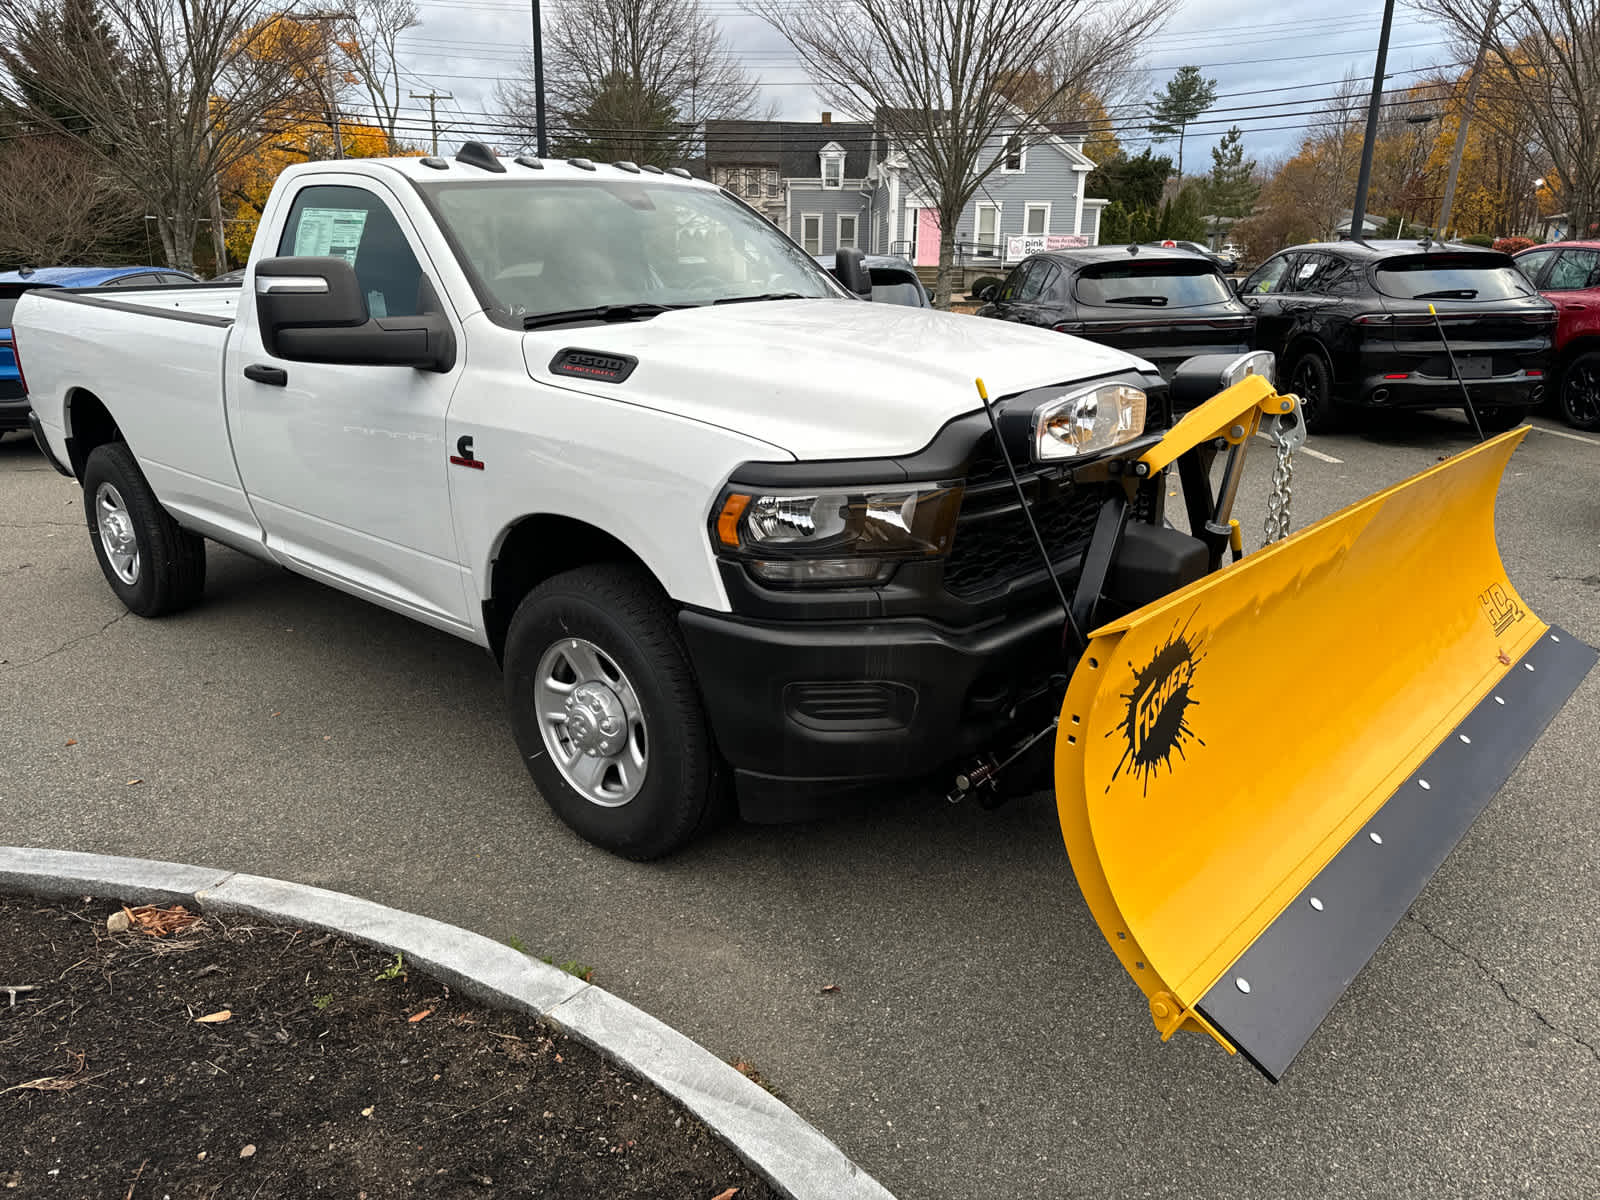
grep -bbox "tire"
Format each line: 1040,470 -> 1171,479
81,442 -> 206,617
1286,349 -> 1337,434
1470,405 -> 1527,434
503,563 -> 719,860
1558,351 -> 1600,431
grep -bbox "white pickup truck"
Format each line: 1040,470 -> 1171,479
16,143 -> 1268,859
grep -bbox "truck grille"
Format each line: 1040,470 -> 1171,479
944,435 -> 1148,599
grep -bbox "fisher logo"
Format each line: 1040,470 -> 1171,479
1479,583 -> 1524,636
1110,616 -> 1205,795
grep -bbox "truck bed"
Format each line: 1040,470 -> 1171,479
15,282 -> 259,548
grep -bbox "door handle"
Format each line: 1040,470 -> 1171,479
1563,303 -> 1585,311
244,364 -> 287,386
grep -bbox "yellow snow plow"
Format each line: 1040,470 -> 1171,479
1051,371 -> 1595,1080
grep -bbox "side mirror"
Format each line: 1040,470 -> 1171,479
830,247 -> 872,297
978,284 -> 997,301
254,256 -> 454,372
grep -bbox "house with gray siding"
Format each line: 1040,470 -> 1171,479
704,112 -> 1107,265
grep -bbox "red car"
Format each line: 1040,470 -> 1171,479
1514,241 -> 1600,429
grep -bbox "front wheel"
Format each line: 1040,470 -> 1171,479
503,564 -> 719,859
1558,351 -> 1600,431
81,443 -> 206,617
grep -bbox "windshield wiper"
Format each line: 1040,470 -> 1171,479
1103,295 -> 1170,306
522,302 -> 689,330
1412,288 -> 1477,300
712,292 -> 808,304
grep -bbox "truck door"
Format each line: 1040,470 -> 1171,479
226,178 -> 472,632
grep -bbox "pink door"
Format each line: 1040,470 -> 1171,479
914,208 -> 941,267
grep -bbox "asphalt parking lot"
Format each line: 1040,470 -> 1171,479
3,412 -> 1597,1199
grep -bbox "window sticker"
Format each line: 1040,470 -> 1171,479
293,207 -> 369,264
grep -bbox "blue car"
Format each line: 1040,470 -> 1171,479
1,265 -> 197,435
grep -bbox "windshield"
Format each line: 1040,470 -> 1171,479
1075,261 -> 1233,308
422,179 -> 842,321
1373,255 -> 1534,300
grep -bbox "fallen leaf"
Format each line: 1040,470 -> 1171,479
64,739 -> 77,747
1497,649 -> 1513,665
196,1152 -> 206,1162
271,711 -> 281,718
126,778 -> 142,786
820,984 -> 841,994
239,1144 -> 256,1159
711,1189 -> 740,1200
195,1010 -> 231,1024
126,904 -> 200,937
408,1009 -> 433,1023
361,1106 -> 374,1117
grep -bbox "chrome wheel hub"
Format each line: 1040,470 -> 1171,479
95,482 -> 140,585
533,638 -> 648,808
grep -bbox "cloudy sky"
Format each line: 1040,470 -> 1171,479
378,0 -> 1457,170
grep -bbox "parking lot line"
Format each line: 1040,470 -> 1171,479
1258,433 -> 1343,464
1527,422 -> 1600,446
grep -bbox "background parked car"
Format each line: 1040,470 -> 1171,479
1512,240 -> 1600,430
1148,239 -> 1236,272
813,253 -> 930,307
1,265 -> 198,438
1236,240 -> 1554,433
975,245 -> 1254,388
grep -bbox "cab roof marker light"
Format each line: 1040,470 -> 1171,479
513,155 -> 544,169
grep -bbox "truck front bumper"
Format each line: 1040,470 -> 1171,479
679,604 -> 1067,821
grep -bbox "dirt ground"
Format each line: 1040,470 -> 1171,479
0,895 -> 778,1199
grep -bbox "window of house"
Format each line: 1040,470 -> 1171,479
1025,204 -> 1049,236
822,154 -> 844,189
837,213 -> 858,250
1003,135 -> 1024,172
976,204 -> 1000,253
802,213 -> 822,255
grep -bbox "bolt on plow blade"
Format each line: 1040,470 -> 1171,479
1055,428 -> 1595,1081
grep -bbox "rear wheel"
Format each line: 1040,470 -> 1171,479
1287,349 -> 1336,434
503,564 -> 719,859
81,443 -> 206,617
1558,351 -> 1600,431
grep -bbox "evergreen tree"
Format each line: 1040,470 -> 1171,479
1088,147 -> 1174,212
1203,125 -> 1258,238
0,0 -> 123,140
552,72 -> 686,167
1148,65 -> 1217,176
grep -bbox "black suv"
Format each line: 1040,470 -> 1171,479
974,246 -> 1255,387
1237,239 -> 1555,432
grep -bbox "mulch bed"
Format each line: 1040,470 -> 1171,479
0,895 -> 778,1198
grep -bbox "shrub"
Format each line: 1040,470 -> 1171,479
1492,236 -> 1536,254
1459,233 -> 1495,247
969,274 -> 1005,299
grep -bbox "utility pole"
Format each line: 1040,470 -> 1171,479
295,9 -> 356,158
1349,0 -> 1397,244
410,89 -> 453,155
1438,0 -> 1500,238
531,0 -> 548,156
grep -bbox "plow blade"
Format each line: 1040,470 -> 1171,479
1055,428 -> 1595,1080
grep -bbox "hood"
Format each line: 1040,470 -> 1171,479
522,299 -> 1150,461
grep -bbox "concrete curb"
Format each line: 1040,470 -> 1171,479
1,846 -> 894,1200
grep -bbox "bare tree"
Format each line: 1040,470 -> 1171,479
1416,0 -> 1600,235
0,0 -> 311,273
337,0 -> 418,152
0,136 -> 144,265
495,0 -> 762,164
751,0 -> 1176,307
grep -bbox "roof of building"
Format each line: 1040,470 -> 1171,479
704,120 -> 875,180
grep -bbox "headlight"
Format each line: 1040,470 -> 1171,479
1033,383 -> 1147,460
711,483 -> 963,588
